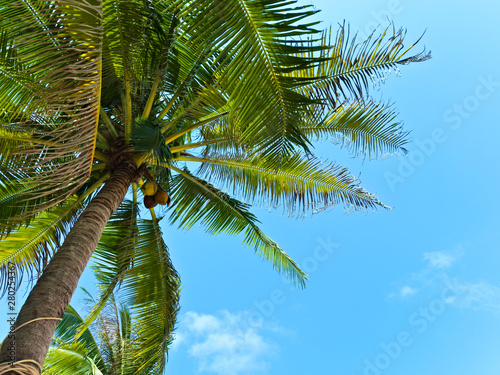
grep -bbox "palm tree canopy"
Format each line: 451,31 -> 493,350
0,0 -> 429,369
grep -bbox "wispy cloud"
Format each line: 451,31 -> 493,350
386,285 -> 418,300
399,285 -> 417,298
444,276 -> 500,314
175,310 -> 279,375
389,247 -> 500,314
423,251 -> 458,269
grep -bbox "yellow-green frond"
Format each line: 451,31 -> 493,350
0,0 -> 104,217
301,101 -> 409,158
42,343 -> 104,375
184,153 -> 388,216
119,213 -> 180,374
169,166 -> 307,287
294,23 -> 430,105
0,196 -> 83,295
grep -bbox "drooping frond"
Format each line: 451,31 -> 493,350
97,296 -> 135,375
301,101 -> 409,158
179,0 -> 325,163
294,23 -> 431,105
119,212 -> 180,374
180,153 -> 387,217
0,0 -> 104,221
49,304 -> 107,375
0,170 -> 44,232
75,199 -> 138,341
0,173 -> 107,295
0,196 -> 83,295
169,166 -> 307,287
42,343 -> 104,375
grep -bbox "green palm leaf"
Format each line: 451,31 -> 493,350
180,0 -> 324,163
119,212 -> 180,374
295,24 -> 430,105
50,304 -> 107,375
43,343 -> 103,375
169,166 -> 307,287
0,196 -> 82,293
0,0 -> 104,217
301,101 -> 409,158
0,171 -> 40,232
181,153 -> 387,216
0,174 -> 106,294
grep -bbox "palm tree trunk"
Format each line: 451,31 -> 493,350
0,160 -> 139,373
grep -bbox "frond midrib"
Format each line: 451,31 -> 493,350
299,58 -> 401,93
177,156 -> 372,199
236,0 -> 287,130
302,122 -> 401,143
170,165 -> 261,226
0,200 -> 79,267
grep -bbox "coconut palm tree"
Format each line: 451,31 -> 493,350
0,0 -> 429,373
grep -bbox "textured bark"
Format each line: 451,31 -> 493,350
0,160 -> 140,373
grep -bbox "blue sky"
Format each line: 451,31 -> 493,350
2,0 -> 500,374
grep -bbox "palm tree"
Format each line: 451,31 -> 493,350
0,0 -> 430,373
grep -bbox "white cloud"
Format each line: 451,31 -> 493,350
176,311 -> 279,375
444,276 -> 500,314
185,312 -> 222,334
389,246 -> 500,315
423,251 -> 457,269
399,285 -> 417,298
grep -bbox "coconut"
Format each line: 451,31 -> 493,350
141,180 -> 157,196
143,195 -> 157,209
154,190 -> 171,206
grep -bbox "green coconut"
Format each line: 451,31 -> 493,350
141,180 -> 157,196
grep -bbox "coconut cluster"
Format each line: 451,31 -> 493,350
141,180 -> 171,208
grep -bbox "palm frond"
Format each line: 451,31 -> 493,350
156,41 -> 213,122
0,196 -> 83,295
0,0 -> 104,217
301,101 -> 409,158
42,343 -> 103,375
179,0 -> 325,163
0,172 -> 107,295
295,23 -> 430,105
119,212 -> 180,374
0,170 -> 44,232
102,0 -> 148,132
51,304 -> 107,375
169,166 -> 307,287
181,153 -> 387,217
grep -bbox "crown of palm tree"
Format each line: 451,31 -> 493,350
0,0 -> 429,372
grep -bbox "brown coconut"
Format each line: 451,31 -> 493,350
143,195 -> 157,209
154,190 -> 171,206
